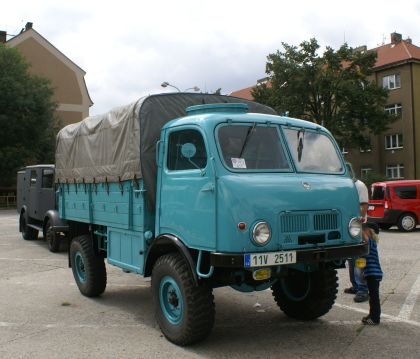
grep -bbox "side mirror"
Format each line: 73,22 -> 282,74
181,143 -> 197,159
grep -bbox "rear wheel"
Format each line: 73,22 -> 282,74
45,220 -> 60,252
398,213 -> 417,232
151,253 -> 215,345
20,213 -> 38,240
70,235 -> 107,297
271,268 -> 338,320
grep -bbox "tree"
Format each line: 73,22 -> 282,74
0,44 -> 58,187
252,38 -> 396,149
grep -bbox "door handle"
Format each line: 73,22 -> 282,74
201,183 -> 214,192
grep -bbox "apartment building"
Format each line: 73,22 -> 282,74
231,32 -> 420,180
1,22 -> 92,127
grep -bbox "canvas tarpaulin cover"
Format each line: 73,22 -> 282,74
55,93 -> 276,208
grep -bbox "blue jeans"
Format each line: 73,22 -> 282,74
348,258 -> 368,294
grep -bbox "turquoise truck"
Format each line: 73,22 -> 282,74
53,93 -> 367,345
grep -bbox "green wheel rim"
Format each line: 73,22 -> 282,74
75,251 -> 87,283
159,275 -> 183,325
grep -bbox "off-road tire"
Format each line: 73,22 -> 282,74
70,235 -> 107,297
45,219 -> 60,253
151,253 -> 215,346
398,213 -> 417,232
20,213 -> 38,241
271,268 -> 338,320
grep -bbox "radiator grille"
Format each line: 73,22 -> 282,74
280,213 -> 309,233
279,211 -> 340,233
314,212 -> 339,230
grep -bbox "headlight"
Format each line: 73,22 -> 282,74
348,217 -> 362,238
252,221 -> 271,246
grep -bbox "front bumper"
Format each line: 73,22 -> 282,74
210,242 -> 368,268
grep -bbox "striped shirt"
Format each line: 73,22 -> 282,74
364,237 -> 383,279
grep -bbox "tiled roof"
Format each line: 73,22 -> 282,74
230,85 -> 255,100
373,40 -> 420,68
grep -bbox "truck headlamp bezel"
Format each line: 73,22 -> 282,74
252,221 -> 272,246
348,217 -> 362,238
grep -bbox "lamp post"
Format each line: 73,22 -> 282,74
161,82 -> 181,92
161,82 -> 200,92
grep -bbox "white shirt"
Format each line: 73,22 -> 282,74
354,180 -> 368,204
354,179 -> 369,221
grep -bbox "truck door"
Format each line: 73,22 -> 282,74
38,168 -> 55,217
28,169 -> 40,220
158,127 -> 216,250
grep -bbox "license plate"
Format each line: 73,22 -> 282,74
368,205 -> 375,211
244,251 -> 296,268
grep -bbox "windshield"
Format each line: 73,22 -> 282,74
283,128 -> 343,173
218,125 -> 290,170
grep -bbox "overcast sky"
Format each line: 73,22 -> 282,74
2,0 -> 420,115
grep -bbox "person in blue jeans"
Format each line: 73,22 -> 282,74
346,257 -> 369,302
361,225 -> 383,325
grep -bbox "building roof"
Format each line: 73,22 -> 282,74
6,26 -> 93,107
373,39 -> 420,69
229,85 -> 255,100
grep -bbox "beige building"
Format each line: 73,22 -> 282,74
1,22 -> 92,127
231,32 -> 420,180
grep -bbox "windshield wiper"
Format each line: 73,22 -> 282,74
239,122 -> 256,158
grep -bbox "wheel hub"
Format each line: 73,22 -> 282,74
159,276 -> 183,325
402,216 -> 415,230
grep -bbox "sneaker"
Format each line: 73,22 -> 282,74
344,287 -> 357,294
354,293 -> 369,303
362,316 -> 379,325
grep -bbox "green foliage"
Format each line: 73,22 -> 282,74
0,44 -> 58,187
252,38 -> 395,149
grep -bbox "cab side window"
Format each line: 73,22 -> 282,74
42,169 -> 54,188
167,129 -> 207,171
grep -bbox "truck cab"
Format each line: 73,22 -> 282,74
17,165 -> 65,252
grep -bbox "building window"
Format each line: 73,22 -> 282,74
385,103 -> 402,115
361,167 -> 372,179
386,164 -> 404,179
382,74 -> 401,89
360,138 -> 372,153
385,134 -> 403,149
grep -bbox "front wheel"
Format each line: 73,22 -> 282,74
45,220 -> 60,252
70,235 -> 107,297
151,253 -> 215,346
20,213 -> 38,241
398,213 -> 417,232
271,268 -> 338,320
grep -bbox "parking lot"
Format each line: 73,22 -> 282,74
1,209 -> 420,358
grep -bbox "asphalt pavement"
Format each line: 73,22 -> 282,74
1,209 -> 419,358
